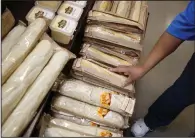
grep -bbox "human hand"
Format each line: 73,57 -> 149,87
109,65 -> 145,87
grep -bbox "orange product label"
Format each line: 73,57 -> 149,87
100,92 -> 112,108
97,107 -> 109,118
100,130 -> 113,137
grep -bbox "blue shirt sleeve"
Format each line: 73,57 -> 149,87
166,0 -> 195,41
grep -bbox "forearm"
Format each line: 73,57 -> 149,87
141,31 -> 183,75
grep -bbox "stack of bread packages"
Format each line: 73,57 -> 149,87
1,18 -> 75,137
45,1 -> 148,137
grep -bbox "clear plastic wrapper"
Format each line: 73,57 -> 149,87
2,48 -> 71,137
51,95 -> 126,129
2,21 -> 26,61
116,1 -> 132,18
80,43 -> 138,67
2,18 -> 46,84
93,1 -> 113,12
2,40 -> 53,124
87,18 -> 143,34
26,6 -> 55,25
83,38 -> 141,58
35,1 -> 62,12
49,15 -> 78,44
72,58 -> 135,94
58,2 -> 83,22
129,1 -> 142,22
40,33 -> 76,59
44,127 -> 87,137
49,117 -> 122,137
51,110 -> 123,133
55,78 -> 135,116
85,25 -> 142,51
88,9 -> 148,32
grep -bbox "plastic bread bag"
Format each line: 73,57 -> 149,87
51,106 -> 127,132
80,43 -> 138,67
72,58 -> 135,94
51,95 -> 126,129
39,114 -> 88,137
2,21 -> 26,61
88,10 -> 147,32
55,77 -> 136,116
2,40 -> 53,124
83,38 -> 141,58
2,18 -> 47,84
44,127 -> 89,137
35,1 -> 62,12
93,1 -> 113,12
2,48 -> 71,137
87,19 -> 143,34
116,1 -> 132,18
71,71 -> 133,97
110,1 -> 119,13
49,117 -> 123,137
40,33 -> 76,59
84,25 -> 142,51
2,8 -> 15,39
128,1 -> 142,22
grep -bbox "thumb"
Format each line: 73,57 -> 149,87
123,76 -> 133,87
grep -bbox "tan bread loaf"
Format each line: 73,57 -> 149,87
52,95 -> 125,128
2,49 -> 70,137
72,58 -> 135,93
2,40 -> 53,124
2,23 -> 26,60
80,44 -> 138,67
2,18 -> 46,84
49,117 -> 122,137
58,79 -> 135,116
43,127 -> 87,137
116,1 -> 132,18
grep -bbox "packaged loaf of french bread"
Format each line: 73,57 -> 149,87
2,47 -> 71,137
44,127 -> 87,137
80,43 -> 138,67
72,58 -> 135,95
2,18 -> 46,84
51,95 -> 126,129
84,25 -> 142,51
116,1 -> 132,18
40,33 -> 76,59
54,77 -> 135,116
2,40 -> 54,124
93,1 -> 113,12
88,2 -> 148,32
71,71 -> 133,97
2,21 -> 26,61
83,38 -> 141,59
87,20 -> 143,34
42,113 -> 123,137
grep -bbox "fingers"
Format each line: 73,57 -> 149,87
109,66 -> 130,73
123,76 -> 133,87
